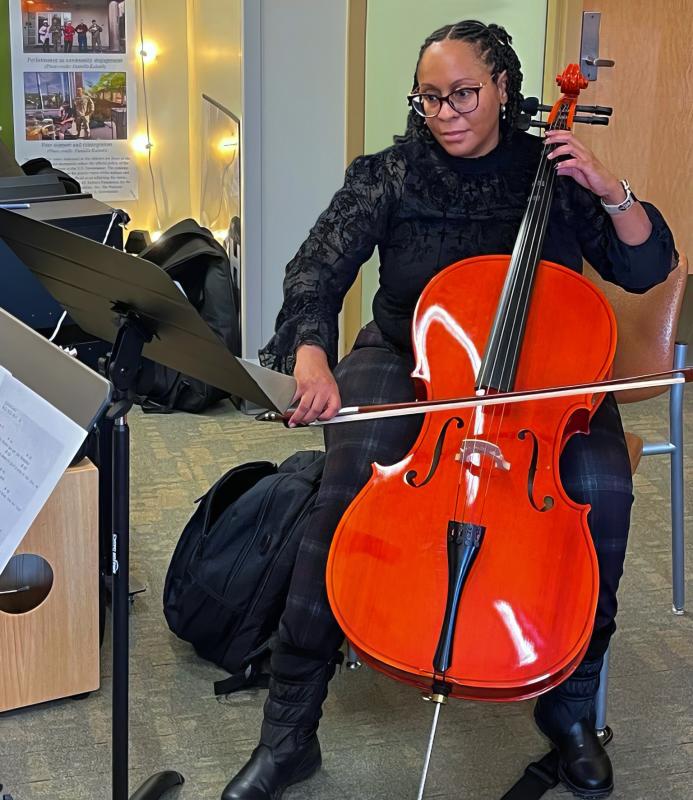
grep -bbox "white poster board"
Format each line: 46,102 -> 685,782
8,0 -> 139,201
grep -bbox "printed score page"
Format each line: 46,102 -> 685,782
0,365 -> 87,575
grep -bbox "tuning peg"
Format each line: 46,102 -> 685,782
573,115 -> 610,125
520,97 -> 552,116
575,104 -> 613,116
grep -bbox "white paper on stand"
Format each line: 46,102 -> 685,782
0,365 -> 87,576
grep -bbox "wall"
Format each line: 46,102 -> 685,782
116,0 -> 191,232
0,1 -> 12,149
242,0 -> 348,359
127,0 -> 243,232
186,0 -> 242,223
360,0 -> 549,320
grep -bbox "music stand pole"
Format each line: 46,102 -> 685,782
107,311 -> 184,800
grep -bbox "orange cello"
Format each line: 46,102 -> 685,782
326,65 -> 613,711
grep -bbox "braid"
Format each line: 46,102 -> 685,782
395,19 -> 524,145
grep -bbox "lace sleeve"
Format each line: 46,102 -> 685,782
259,149 -> 403,374
563,182 -> 677,293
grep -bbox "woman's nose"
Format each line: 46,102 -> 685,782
437,99 -> 459,121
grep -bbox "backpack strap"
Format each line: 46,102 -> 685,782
140,376 -> 188,414
500,726 -> 612,800
213,638 -> 274,696
499,750 -> 560,800
214,661 -> 271,696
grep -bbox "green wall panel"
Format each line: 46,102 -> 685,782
0,0 -> 12,149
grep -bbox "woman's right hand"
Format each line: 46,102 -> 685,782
289,343 -> 342,426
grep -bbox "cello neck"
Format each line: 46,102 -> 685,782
476,103 -> 573,394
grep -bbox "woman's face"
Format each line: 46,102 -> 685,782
416,39 -> 508,158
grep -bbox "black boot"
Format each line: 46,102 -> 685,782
534,658 -> 613,799
221,644 -> 338,800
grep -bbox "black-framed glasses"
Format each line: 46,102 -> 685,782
407,83 -> 486,118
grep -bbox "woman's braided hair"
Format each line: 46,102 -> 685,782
395,20 -> 523,144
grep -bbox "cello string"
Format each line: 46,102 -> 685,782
449,105 -> 566,528
438,104 -> 569,682
490,104 -> 567,404
503,106 -> 568,391
464,104 -> 568,530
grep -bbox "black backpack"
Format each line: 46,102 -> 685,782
163,451 -> 325,690
135,219 -> 241,413
21,156 -> 82,194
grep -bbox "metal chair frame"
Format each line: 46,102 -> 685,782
595,339 -> 688,736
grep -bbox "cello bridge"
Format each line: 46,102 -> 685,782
455,439 -> 510,471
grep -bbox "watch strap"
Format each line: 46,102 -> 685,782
601,179 -> 635,215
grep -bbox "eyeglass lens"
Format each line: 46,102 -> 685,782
411,87 -> 480,117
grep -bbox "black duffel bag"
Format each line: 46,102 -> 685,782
163,450 -> 325,690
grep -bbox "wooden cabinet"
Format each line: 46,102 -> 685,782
0,459 -> 99,712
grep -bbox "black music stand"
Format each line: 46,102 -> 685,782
0,208 -> 295,800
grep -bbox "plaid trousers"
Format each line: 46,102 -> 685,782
278,324 -> 633,665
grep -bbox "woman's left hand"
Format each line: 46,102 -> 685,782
544,129 -> 624,203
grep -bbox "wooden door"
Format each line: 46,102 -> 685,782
564,1 -> 692,258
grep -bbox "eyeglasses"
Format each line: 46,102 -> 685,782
407,84 -> 486,118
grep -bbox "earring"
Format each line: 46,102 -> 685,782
501,104 -> 507,120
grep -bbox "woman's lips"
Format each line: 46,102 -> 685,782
440,130 -> 469,141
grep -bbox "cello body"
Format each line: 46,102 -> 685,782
326,254 -> 617,701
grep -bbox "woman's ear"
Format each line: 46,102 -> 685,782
496,70 -> 509,106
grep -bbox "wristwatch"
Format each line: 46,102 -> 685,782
600,179 -> 636,215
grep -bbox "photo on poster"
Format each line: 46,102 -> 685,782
21,0 -> 126,55
24,71 -> 127,141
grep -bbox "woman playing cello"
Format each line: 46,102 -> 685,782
221,19 -> 675,800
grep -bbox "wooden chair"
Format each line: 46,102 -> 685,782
583,253 -> 690,738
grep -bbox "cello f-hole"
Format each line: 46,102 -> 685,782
404,417 -> 464,488
518,429 -> 555,512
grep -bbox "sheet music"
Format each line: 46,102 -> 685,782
0,365 -> 87,576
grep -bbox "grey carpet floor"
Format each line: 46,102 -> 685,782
1,394 -> 692,800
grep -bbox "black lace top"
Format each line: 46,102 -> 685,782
260,131 -> 675,374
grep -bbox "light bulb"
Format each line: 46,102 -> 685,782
150,231 -> 162,242
217,137 -> 238,155
132,134 -> 154,154
139,40 -> 158,64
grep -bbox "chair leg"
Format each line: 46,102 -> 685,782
346,642 -> 362,670
595,647 -> 611,743
670,342 -> 686,615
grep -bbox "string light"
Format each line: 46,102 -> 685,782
135,0 -> 162,232
132,133 -> 154,154
217,136 -> 238,155
138,39 -> 158,64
